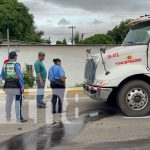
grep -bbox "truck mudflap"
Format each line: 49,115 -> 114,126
83,83 -> 113,102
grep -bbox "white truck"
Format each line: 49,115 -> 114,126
83,16 -> 150,117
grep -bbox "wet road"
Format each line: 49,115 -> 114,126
0,109 -> 116,150
0,118 -> 84,150
0,95 -> 150,150
0,93 -> 117,150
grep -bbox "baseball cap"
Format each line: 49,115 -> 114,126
9,51 -> 17,57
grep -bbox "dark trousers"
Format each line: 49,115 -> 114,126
50,81 -> 65,113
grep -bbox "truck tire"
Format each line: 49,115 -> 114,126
118,80 -> 150,117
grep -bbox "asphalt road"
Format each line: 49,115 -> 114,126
0,94 -> 150,150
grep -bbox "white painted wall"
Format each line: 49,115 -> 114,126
0,45 -> 115,87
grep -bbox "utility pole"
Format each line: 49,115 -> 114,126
7,29 -> 10,56
81,33 -> 85,41
68,26 -> 76,45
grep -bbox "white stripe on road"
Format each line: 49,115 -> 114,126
124,116 -> 150,119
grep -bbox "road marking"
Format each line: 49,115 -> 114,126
124,116 -> 150,119
23,97 -> 89,101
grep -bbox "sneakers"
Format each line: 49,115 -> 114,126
52,111 -> 57,114
41,102 -> 46,106
37,105 -> 46,108
16,118 -> 28,123
20,118 -> 28,122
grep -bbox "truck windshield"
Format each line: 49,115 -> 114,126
123,21 -> 150,46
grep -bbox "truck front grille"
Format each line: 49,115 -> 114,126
84,59 -> 96,84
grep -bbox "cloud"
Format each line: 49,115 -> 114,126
18,0 -> 150,43
42,0 -> 150,14
47,20 -> 51,23
91,19 -> 103,24
58,18 -> 70,25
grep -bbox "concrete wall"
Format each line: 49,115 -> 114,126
0,45 -> 117,87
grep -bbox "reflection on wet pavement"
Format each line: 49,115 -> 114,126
0,109 -> 116,150
0,116 -> 84,150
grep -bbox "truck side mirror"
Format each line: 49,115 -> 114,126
100,47 -> 106,54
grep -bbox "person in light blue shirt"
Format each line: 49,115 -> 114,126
48,59 -> 66,114
48,63 -> 65,81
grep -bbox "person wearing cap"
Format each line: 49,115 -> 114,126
1,51 -> 27,122
2,55 -> 25,122
48,59 -> 66,114
34,52 -> 47,108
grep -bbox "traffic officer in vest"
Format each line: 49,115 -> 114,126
1,51 -> 27,122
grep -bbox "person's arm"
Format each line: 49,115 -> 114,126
59,67 -> 66,81
1,66 -> 5,81
15,63 -> 24,92
48,68 -> 50,81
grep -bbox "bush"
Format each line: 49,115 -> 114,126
0,84 -> 3,89
73,83 -> 83,87
23,71 -> 35,89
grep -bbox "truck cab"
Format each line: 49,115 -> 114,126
83,16 -> 150,117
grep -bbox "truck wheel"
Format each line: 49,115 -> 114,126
118,80 -> 150,117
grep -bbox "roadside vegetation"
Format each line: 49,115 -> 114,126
0,0 -> 43,42
0,0 -> 132,45
23,71 -> 35,89
72,83 -> 83,88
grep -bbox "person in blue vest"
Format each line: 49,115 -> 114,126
48,59 -> 66,114
1,51 -> 27,122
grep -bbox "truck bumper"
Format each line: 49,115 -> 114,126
83,83 -> 113,102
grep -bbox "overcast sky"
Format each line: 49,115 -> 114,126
19,0 -> 150,43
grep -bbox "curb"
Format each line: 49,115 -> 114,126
0,88 -> 84,96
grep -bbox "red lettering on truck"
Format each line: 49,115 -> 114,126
116,58 -> 142,65
107,52 -> 119,59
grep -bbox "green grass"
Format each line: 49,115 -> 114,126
72,83 -> 83,88
0,84 -> 4,89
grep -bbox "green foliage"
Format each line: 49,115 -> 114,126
0,0 -> 43,42
74,32 -> 80,44
0,84 -> 3,89
62,38 -> 67,45
80,19 -> 132,45
83,34 -> 115,44
107,19 -> 132,44
23,71 -> 35,89
56,40 -> 63,45
73,83 -> 83,87
56,38 -> 67,45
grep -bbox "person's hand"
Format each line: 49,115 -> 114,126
64,82 -> 66,88
21,88 -> 24,93
40,79 -> 44,87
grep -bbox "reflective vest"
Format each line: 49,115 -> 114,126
5,62 -> 17,79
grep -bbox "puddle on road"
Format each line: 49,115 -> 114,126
0,108 -> 116,150
84,108 -> 117,123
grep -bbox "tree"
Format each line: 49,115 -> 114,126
82,34 -> 115,44
74,32 -> 80,44
107,19 -> 132,44
56,40 -> 63,45
0,0 -> 43,42
62,38 -> 67,45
